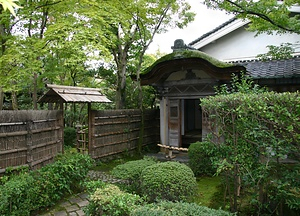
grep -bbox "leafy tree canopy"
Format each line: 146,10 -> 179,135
203,0 -> 300,35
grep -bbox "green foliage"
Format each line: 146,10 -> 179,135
0,172 -> 39,216
201,74 -> 300,214
203,0 -> 300,35
214,72 -> 265,95
85,184 -> 143,216
111,156 -> 157,181
130,200 -> 234,216
83,180 -> 107,194
64,127 -> 77,147
111,156 -> 157,193
188,141 -> 217,176
0,152 -> 94,215
140,161 -> 197,202
257,43 -> 295,61
0,0 -> 22,17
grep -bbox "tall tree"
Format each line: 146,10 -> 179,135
203,0 -> 300,35
0,0 -> 114,109
95,0 -> 195,109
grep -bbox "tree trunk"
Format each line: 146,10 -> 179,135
11,91 -> 18,110
116,57 -> 127,109
0,87 -> 4,110
33,73 -> 38,109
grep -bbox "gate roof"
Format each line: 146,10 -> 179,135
38,84 -> 111,103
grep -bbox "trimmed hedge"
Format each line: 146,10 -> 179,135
140,161 -> 197,202
111,157 -> 157,193
130,201 -> 234,216
0,152 -> 94,216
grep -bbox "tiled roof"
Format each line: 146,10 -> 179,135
233,56 -> 300,79
188,18 -> 237,46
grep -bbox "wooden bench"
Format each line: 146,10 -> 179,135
157,144 -> 188,159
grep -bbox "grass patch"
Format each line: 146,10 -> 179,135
195,176 -> 222,207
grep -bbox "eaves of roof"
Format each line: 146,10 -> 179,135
189,17 -> 250,49
38,84 -> 111,103
138,50 -> 245,85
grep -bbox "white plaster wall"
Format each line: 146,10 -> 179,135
200,27 -> 300,61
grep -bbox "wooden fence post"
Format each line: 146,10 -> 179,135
26,120 -> 33,170
88,103 -> 94,157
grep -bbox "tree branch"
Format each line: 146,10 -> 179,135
224,0 -> 299,34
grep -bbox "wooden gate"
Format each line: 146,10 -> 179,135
168,99 -> 181,147
76,125 -> 88,154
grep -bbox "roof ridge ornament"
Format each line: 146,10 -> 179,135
171,39 -> 196,52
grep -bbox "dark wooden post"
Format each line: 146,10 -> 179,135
59,102 -> 64,153
88,103 -> 94,157
26,120 -> 33,170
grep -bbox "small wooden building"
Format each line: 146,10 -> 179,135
139,40 -> 300,148
139,40 -> 244,148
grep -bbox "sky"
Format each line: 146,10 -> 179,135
147,0 -> 233,54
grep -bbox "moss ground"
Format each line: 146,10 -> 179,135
194,176 -> 222,207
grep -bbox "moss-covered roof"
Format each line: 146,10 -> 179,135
142,50 -> 234,75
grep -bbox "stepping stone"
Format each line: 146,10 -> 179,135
76,209 -> 86,216
78,200 -> 89,208
54,211 -> 67,216
66,205 -> 80,212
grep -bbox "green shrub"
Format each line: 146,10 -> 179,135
0,173 -> 39,216
84,180 -> 107,194
111,156 -> 157,193
0,152 -> 94,215
64,127 -> 77,147
85,184 -> 142,216
188,141 -> 216,176
130,201 -> 234,216
35,152 -> 94,206
140,161 -> 197,202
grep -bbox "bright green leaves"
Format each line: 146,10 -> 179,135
257,43 -> 295,61
203,0 -> 300,35
0,0 -> 21,17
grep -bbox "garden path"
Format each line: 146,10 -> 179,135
37,171 -> 123,216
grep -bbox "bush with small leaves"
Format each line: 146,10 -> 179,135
85,184 -> 143,216
0,152 -> 94,215
140,161 -> 197,202
130,201 -> 234,216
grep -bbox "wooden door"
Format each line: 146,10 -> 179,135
168,99 -> 181,147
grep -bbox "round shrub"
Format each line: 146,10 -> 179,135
140,161 -> 197,202
130,201 -> 234,216
111,157 -> 157,193
188,141 -> 216,176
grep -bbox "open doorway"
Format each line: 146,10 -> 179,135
182,99 -> 202,148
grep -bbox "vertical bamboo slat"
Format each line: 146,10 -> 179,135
89,109 -> 160,159
0,110 -> 63,175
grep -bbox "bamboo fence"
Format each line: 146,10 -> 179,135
89,109 -> 160,159
0,110 -> 63,174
